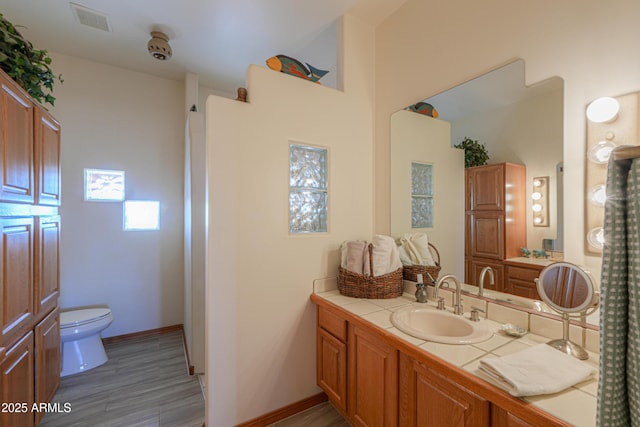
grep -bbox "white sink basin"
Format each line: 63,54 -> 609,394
390,305 -> 492,345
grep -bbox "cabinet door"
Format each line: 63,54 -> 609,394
35,308 -> 60,424
470,212 -> 504,259
0,331 -> 35,427
399,353 -> 489,427
34,216 -> 60,318
348,324 -> 398,427
492,405 -> 534,427
0,74 -> 34,204
468,259 -> 504,292
468,165 -> 504,211
317,327 -> 347,413
0,217 -> 34,346
504,265 -> 543,300
34,107 -> 61,206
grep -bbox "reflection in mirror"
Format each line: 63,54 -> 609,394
536,262 -> 598,359
538,262 -> 594,312
391,59 -> 564,302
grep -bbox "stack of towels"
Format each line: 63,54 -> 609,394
398,232 -> 436,266
478,344 -> 596,396
340,235 -> 402,277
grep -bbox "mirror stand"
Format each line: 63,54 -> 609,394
546,312 -> 588,360
536,261 -> 598,360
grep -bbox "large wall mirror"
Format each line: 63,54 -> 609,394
391,59 -> 571,309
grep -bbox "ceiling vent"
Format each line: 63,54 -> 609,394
70,3 -> 112,32
147,31 -> 172,61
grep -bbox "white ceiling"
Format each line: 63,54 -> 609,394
0,0 -> 407,95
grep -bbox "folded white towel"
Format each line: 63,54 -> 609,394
342,240 -> 367,274
370,235 -> 402,277
399,233 -> 435,266
478,344 -> 596,397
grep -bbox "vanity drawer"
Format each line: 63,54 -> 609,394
506,265 -> 542,282
318,306 -> 347,342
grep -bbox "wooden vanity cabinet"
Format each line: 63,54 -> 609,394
317,307 -> 347,413
313,296 -> 572,427
504,262 -> 544,300
465,163 -> 526,292
348,324 -> 398,427
491,405 -> 535,427
399,352 -> 489,426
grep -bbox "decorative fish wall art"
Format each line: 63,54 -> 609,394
405,101 -> 439,118
266,54 -> 329,83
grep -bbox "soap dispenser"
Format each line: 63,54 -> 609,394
415,273 -> 428,303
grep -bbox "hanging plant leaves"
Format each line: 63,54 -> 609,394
0,13 -> 62,106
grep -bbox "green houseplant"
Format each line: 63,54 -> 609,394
454,137 -> 490,168
0,13 -> 62,107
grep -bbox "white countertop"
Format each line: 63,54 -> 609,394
505,256 -> 554,267
314,290 -> 598,427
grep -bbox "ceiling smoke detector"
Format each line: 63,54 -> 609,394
147,31 -> 172,61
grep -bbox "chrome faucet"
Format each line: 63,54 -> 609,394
434,274 -> 463,315
478,266 -> 494,297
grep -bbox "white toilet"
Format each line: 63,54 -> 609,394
60,307 -> 113,377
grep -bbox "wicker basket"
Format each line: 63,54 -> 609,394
402,243 -> 442,283
338,243 -> 403,299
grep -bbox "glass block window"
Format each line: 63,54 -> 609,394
411,162 -> 433,228
289,144 -> 328,233
84,168 -> 125,201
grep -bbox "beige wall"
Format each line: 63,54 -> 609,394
48,53 -> 185,338
205,15 -> 375,425
375,0 -> 640,279
390,110 -> 465,277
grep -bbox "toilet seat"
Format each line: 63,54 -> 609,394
61,308 -> 112,329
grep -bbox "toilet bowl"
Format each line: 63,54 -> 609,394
60,307 -> 113,377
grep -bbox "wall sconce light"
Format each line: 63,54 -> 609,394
585,91 -> 639,255
532,176 -> 549,227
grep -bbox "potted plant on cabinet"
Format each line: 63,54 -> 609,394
454,137 -> 490,168
0,13 -> 62,107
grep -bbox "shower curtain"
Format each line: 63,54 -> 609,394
597,154 -> 640,426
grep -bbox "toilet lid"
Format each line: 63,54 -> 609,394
61,308 -> 111,328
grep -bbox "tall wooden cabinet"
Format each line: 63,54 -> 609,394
0,69 -> 61,427
465,163 -> 526,292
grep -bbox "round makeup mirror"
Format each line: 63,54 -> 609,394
536,262 -> 598,359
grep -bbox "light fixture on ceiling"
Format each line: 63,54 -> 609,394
147,31 -> 172,61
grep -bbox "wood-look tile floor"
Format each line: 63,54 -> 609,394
268,402 -> 350,427
39,330 -> 205,427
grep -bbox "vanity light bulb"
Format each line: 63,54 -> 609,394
588,184 -> 606,207
533,179 -> 542,188
532,203 -> 543,212
587,140 -> 616,164
586,96 -> 620,123
532,191 -> 542,201
534,217 -> 543,225
587,227 -> 605,250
